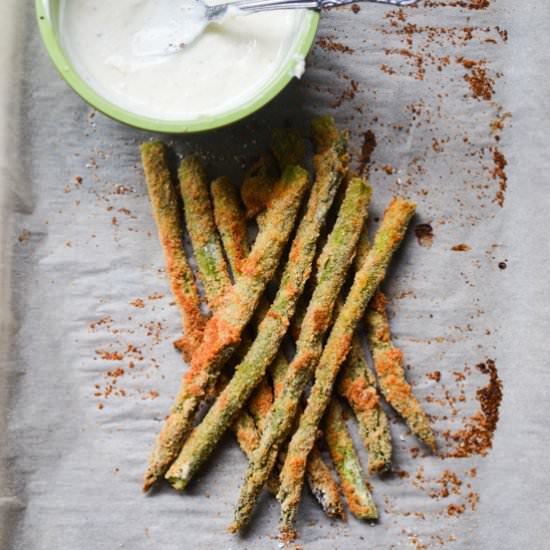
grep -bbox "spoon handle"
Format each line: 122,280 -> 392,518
230,0 -> 417,13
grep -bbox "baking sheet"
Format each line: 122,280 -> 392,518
1,1 -> 550,548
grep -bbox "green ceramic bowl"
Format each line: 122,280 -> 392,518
36,1 -> 319,133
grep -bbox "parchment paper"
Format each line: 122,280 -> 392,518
1,1 -> 550,549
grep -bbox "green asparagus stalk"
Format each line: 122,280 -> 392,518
277,197 -> 416,532
324,399 -> 377,519
210,177 -> 274,431
244,128 -> 306,230
274,178 -> 372,516
143,165 -> 309,492
178,156 -> 232,308
164,117 -> 349,492
271,127 -> 305,173
269,334 -> 344,520
268,129 -> 345,498
356,227 -> 436,451
142,143 -> 260,471
337,338 -> 392,474
290,185 -> 392,476
213,373 -> 259,458
179,164 -> 273,479
365,294 -> 436,450
231,411 -> 260,457
229,176 -> 371,532
211,177 -> 250,277
241,154 -> 279,220
140,142 -> 205,361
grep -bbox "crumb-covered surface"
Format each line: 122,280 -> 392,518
1,1 -> 549,549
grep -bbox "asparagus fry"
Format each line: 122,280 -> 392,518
210,177 -> 274,431
290,184 -> 391,477
211,176 -> 290,495
268,130 -> 344,506
230,176 -> 371,532
366,293 -> 436,450
178,156 -> 231,307
179,164 -> 273,478
140,142 -> 205,361
165,117 -> 349,492
304,448 -> 344,520
277,197 -> 416,532
324,399 -> 377,520
218,371 -> 260,461
231,411 -> 260,457
271,127 -> 305,172
241,154 -> 279,220
143,166 -> 309,492
269,334 -> 344,520
273,181 -> 369,517
337,338 -> 392,474
356,228 -> 436,451
211,177 -> 250,277
244,128 -> 306,230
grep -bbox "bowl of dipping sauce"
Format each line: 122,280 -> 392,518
36,0 -> 319,133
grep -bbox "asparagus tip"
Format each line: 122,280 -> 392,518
139,140 -> 164,155
368,459 -> 392,475
165,475 -> 187,492
142,472 -> 156,492
227,522 -> 240,534
327,504 -> 346,521
311,115 -> 338,152
424,433 -> 438,452
278,523 -> 298,544
271,127 -> 305,168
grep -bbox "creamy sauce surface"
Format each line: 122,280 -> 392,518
60,0 -> 305,121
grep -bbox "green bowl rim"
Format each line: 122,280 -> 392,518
35,1 -> 320,134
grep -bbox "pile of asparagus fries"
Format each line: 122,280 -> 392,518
140,116 -> 436,537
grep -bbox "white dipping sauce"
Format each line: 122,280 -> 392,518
59,0 -> 305,121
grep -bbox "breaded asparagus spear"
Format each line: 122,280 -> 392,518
356,227 -> 436,451
214,373 -> 259,458
266,128 -> 345,518
210,177 -> 274,431
271,127 -> 306,175
164,117 -> 349,491
143,145 -> 260,471
366,294 -> 436,450
241,154 -> 279,220
140,142 -> 205,361
231,412 -> 260,457
324,399 -> 377,520
211,177 -> 250,277
274,177 -> 371,514
178,156 -> 232,308
229,176 -> 371,532
270,354 -> 344,520
178,165 -> 270,476
277,198 -> 416,532
337,338 -> 392,474
242,127 -> 305,230
143,166 -> 309,492
289,181 -> 391,475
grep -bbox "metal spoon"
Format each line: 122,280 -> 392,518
207,0 -> 417,19
134,0 -> 417,56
